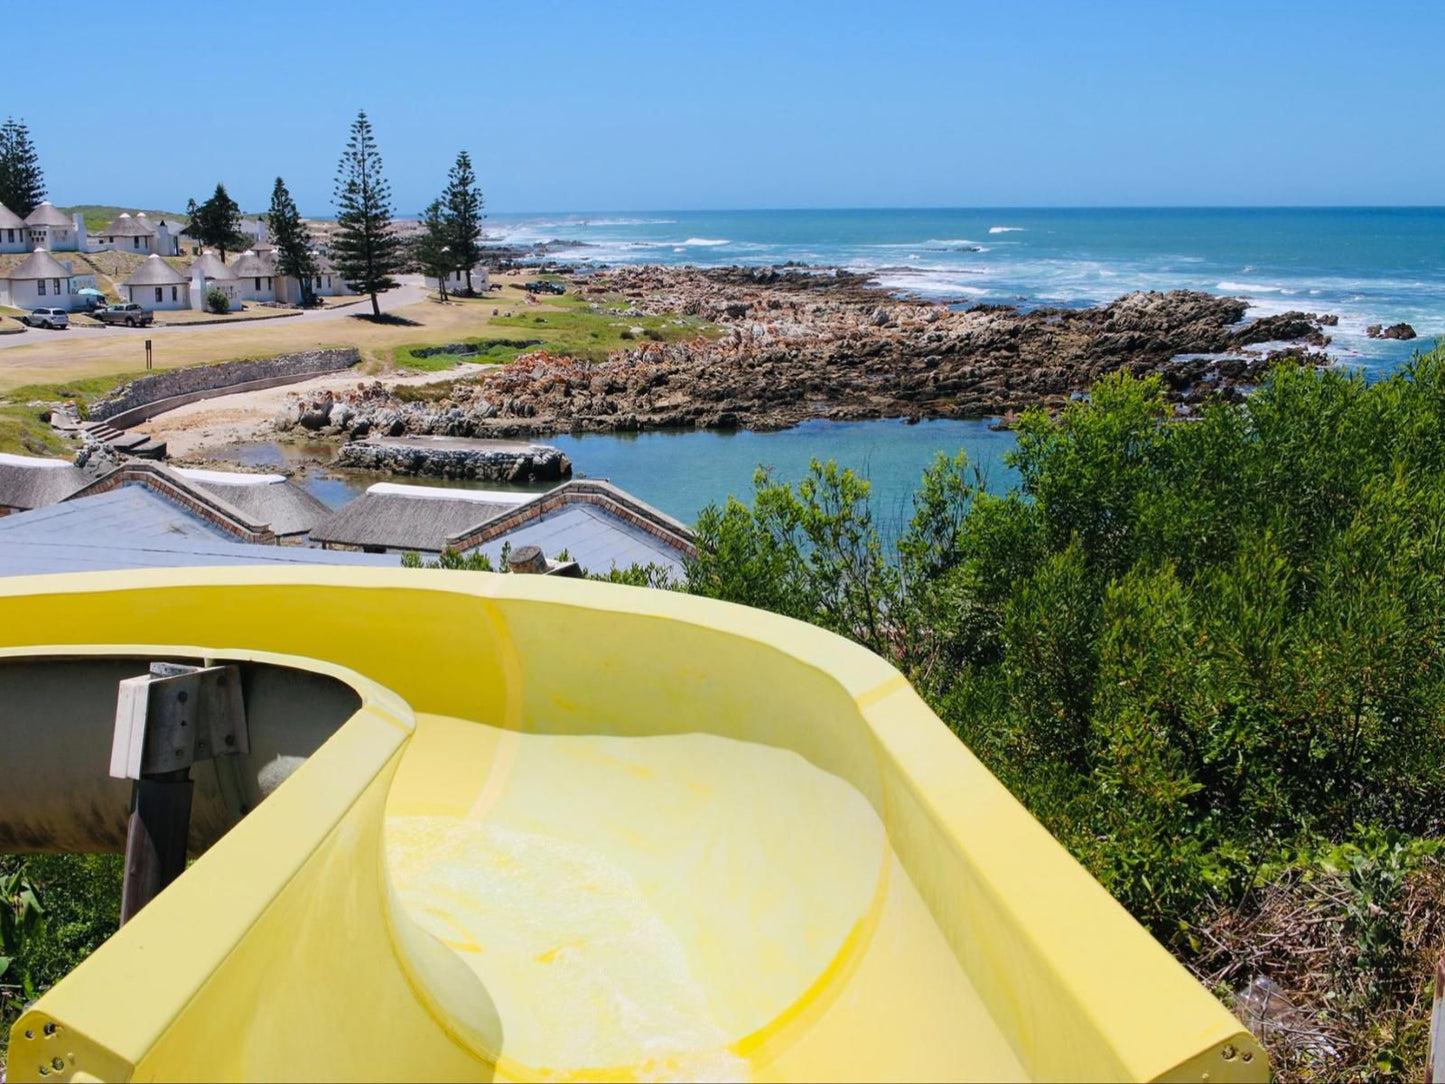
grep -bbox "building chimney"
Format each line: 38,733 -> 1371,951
508,545 -> 548,575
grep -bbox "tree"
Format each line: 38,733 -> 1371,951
442,150 -> 484,294
267,176 -> 318,306
0,118 -> 46,217
332,110 -> 401,318
188,183 -> 246,261
414,199 -> 455,303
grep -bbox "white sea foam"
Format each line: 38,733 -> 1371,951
988,226 -> 1025,234
869,269 -> 990,298
1217,280 -> 1286,293
681,237 -> 730,246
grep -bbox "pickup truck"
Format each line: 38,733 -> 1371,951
93,303 -> 154,327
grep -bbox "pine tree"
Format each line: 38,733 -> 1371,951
267,177 -> 318,306
443,150 -> 484,295
415,199 -> 455,302
189,183 -> 245,260
332,110 -> 400,318
0,118 -> 46,217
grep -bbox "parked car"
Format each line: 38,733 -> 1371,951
93,303 -> 154,327
523,280 -> 566,295
22,307 -> 69,329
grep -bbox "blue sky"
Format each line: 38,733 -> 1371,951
3,0 -> 1440,215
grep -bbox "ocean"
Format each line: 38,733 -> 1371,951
281,209 -> 1445,534
490,207 -> 1443,377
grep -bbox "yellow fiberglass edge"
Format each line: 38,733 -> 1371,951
0,568 -> 1267,1083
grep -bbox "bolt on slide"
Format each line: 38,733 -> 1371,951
0,568 -> 1266,1082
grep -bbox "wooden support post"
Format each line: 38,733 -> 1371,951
111,663 -> 248,924
120,769 -> 193,924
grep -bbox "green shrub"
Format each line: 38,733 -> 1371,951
688,344 -> 1445,1077
205,287 -> 230,315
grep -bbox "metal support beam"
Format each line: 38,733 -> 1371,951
111,663 -> 249,922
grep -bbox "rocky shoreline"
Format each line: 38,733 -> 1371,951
274,266 -> 1342,443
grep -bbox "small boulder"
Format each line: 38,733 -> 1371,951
1366,322 -> 1417,340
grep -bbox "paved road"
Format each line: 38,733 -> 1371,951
0,277 -> 428,352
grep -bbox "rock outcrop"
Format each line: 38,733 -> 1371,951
1367,322 -> 1417,340
273,268 -> 1341,440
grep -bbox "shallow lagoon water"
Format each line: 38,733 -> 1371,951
219,418 -> 1022,539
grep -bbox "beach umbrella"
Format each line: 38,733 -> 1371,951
76,287 -> 106,298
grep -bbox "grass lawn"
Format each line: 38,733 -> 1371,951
153,308 -> 305,326
0,373 -> 150,454
489,306 -> 718,364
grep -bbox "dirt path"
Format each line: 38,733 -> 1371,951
137,362 -> 492,457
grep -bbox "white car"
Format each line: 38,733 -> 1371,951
22,307 -> 69,330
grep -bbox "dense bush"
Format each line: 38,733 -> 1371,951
205,287 -> 230,315
689,345 -> 1445,1077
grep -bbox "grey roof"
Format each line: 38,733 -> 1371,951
101,213 -> 157,237
175,468 -> 330,538
230,250 -> 275,277
309,484 -> 526,552
0,485 -> 235,544
0,454 -> 89,510
0,201 -> 23,230
474,503 -> 688,578
0,490 -> 400,576
23,202 -> 72,228
122,254 -> 187,286
188,252 -> 236,281
4,248 -> 70,281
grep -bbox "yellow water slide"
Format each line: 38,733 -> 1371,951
0,568 -> 1265,1082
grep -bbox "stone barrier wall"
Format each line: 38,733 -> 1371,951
89,349 -> 361,423
334,441 -> 571,484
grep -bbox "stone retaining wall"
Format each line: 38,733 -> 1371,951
334,440 -> 571,484
89,349 -> 361,423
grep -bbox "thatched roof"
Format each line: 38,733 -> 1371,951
0,453 -> 89,511
309,483 -> 528,552
188,252 -> 235,281
62,463 -> 276,544
123,254 -> 187,286
101,212 -> 157,237
230,250 -> 274,278
0,201 -> 23,230
4,248 -> 70,281
174,468 -> 331,538
446,479 -> 697,577
23,202 -> 72,228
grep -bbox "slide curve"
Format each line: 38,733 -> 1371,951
0,568 -> 1265,1082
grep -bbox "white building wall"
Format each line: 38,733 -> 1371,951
314,272 -> 356,297
0,227 -> 26,253
27,225 -> 80,252
233,274 -> 278,303
425,267 -> 489,294
94,234 -> 155,254
128,282 -> 191,310
6,277 -> 82,311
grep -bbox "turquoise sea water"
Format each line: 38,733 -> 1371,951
283,209 -> 1445,530
493,207 -> 1444,377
